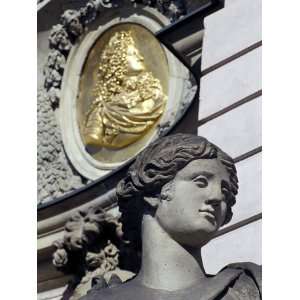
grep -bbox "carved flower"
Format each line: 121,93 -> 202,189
106,256 -> 119,269
61,10 -> 84,37
52,248 -> 68,268
47,87 -> 60,107
104,241 -> 119,257
86,250 -> 106,269
47,50 -> 66,72
168,2 -> 186,22
63,206 -> 107,251
49,24 -> 72,52
155,0 -> 186,22
79,1 -> 98,25
101,260 -> 114,272
44,68 -> 62,90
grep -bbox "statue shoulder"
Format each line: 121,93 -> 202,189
220,262 -> 262,299
79,277 -> 139,300
79,284 -> 123,300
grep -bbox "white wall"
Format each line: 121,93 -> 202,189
197,0 -> 262,274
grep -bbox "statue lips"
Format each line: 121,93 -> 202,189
198,208 -> 216,224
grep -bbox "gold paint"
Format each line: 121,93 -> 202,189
81,30 -> 167,149
77,23 -> 169,164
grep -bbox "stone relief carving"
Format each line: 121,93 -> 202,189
52,205 -> 133,299
42,50 -> 66,109
83,30 -> 167,149
38,0 -> 188,203
61,10 -> 84,37
37,89 -> 84,204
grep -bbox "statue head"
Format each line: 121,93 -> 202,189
117,134 -> 238,249
94,31 -> 145,101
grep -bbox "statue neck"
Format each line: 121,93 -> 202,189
137,214 -> 207,292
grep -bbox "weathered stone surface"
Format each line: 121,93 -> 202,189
38,30 -> 52,88
37,88 -> 85,204
131,0 -> 187,22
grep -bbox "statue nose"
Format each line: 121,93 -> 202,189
206,188 -> 225,205
205,198 -> 222,207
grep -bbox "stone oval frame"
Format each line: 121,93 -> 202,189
60,9 -> 196,180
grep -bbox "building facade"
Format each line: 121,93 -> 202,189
37,0 -> 262,299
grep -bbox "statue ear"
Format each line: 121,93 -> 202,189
143,196 -> 160,208
160,181 -> 174,201
144,181 -> 174,208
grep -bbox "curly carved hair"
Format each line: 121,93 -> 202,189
93,31 -> 138,101
116,134 -> 239,249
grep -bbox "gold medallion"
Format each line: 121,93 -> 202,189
77,23 -> 168,162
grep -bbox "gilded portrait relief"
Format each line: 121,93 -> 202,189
61,22 -> 195,177
82,30 -> 167,149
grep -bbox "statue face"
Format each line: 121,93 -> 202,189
155,158 -> 231,247
126,44 -> 145,74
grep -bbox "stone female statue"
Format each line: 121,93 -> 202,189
81,134 -> 261,300
83,31 -> 167,149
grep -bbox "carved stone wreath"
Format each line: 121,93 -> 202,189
52,206 -> 133,299
38,0 -> 187,204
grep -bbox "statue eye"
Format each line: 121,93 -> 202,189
221,187 -> 230,195
221,181 -> 231,197
193,176 -> 208,188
